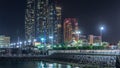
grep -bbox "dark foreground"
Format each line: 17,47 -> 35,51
0,60 -> 116,68
0,53 -> 119,68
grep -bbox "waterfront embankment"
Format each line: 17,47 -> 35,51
0,50 -> 120,67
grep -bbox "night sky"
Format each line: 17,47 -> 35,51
0,0 -> 120,43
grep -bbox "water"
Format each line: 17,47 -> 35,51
0,61 -> 81,68
0,61 -> 116,68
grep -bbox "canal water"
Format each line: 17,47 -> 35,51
0,61 -> 116,68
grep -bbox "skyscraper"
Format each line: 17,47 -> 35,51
25,0 -> 62,44
25,0 -> 35,41
55,1 -> 62,44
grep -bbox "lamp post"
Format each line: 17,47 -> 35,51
28,40 -> 31,45
20,42 -> 22,47
75,31 -> 81,41
41,38 -> 45,43
17,42 -> 19,47
100,26 -> 104,45
34,39 -> 37,42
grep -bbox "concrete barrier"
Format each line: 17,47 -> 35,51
48,53 -> 116,67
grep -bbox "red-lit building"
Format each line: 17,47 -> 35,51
64,18 -> 79,42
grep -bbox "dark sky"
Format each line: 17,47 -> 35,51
0,0 -> 120,43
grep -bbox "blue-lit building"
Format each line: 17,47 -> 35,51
25,0 -> 62,44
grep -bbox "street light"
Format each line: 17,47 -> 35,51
16,46 -> 19,48
40,38 -> 46,47
34,39 -> 37,42
13,43 -> 16,48
28,40 -> 31,43
10,43 -> 13,46
20,42 -> 22,45
100,26 -> 104,45
28,40 -> 31,45
75,31 -> 81,34
100,27 -> 104,30
41,38 -> 45,42
75,31 -> 81,41
49,36 -> 53,39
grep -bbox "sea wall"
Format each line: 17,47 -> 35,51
48,50 -> 120,67
48,53 -> 116,67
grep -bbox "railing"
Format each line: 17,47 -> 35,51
48,50 -> 120,55
0,54 -> 47,57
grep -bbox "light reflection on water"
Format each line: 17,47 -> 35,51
0,61 -> 116,68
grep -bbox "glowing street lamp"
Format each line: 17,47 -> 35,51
16,46 -> 19,48
49,36 -> 53,39
75,31 -> 81,41
10,43 -> 13,46
19,42 -> 22,47
20,42 -> 22,45
75,31 -> 81,34
100,27 -> 104,30
28,40 -> 31,45
41,38 -> 45,42
28,40 -> 31,43
34,39 -> 37,42
100,26 -> 104,45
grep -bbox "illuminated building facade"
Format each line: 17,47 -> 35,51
55,1 -> 62,44
0,35 -> 10,48
88,35 -> 101,45
25,0 -> 35,41
89,35 -> 94,45
64,18 -> 79,42
25,0 -> 62,44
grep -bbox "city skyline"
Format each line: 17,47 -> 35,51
0,0 -> 120,43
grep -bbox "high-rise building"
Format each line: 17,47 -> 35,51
25,0 -> 35,41
64,18 -> 79,42
25,0 -> 62,44
55,2 -> 62,44
0,35 -> 10,48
